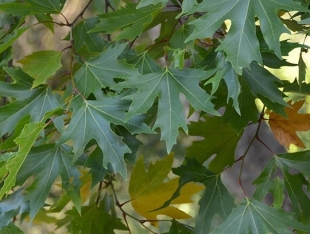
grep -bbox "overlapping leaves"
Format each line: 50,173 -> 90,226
57,93 -> 153,179
186,0 -> 308,73
119,67 -> 219,151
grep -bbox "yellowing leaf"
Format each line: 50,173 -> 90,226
129,154 -> 204,225
268,100 -> 310,149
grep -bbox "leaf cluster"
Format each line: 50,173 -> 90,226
1,0 -> 310,233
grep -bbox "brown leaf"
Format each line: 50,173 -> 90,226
268,100 -> 310,149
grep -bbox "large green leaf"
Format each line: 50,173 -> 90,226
277,150 -> 310,176
210,198 -> 310,234
119,68 -> 219,152
0,0 -> 65,15
186,0 -> 307,73
90,3 -> 162,41
57,93 -> 153,179
187,115 -> 242,172
18,50 -> 62,88
74,43 -> 139,97
16,144 -> 81,221
0,122 -> 45,199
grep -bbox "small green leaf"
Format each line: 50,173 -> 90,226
18,50 -> 62,88
210,198 -> 310,234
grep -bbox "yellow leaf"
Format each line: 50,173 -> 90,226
268,100 -> 310,149
129,154 -> 204,225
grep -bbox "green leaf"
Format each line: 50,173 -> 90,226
298,52 -> 307,87
280,172 -> 310,224
210,198 -> 310,234
0,0 -> 66,15
0,121 -> 45,199
253,157 -> 277,201
72,17 -> 107,52
187,115 -> 242,172
0,222 -> 23,234
262,52 -> 296,68
57,93 -> 153,179
85,147 -> 113,187
16,144 -> 81,221
0,27 -> 28,54
242,62 -> 288,111
186,0 -> 308,73
207,52 -> 240,113
172,158 -> 236,233
122,50 -> 161,74
74,43 -> 139,97
223,78 -> 258,132
90,3 -> 162,41
137,0 -> 167,9
119,68 -> 219,152
18,50 -> 62,88
177,0 -> 198,18
66,205 -> 127,234
277,150 -> 310,177
282,79 -> 310,95
0,85 -> 60,137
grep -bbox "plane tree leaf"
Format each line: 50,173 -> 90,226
18,50 -> 62,88
57,93 -> 153,179
90,3 -> 162,41
74,43 -> 139,97
119,67 -> 219,152
16,144 -> 81,221
268,100 -> 310,149
186,0 -> 307,73
171,158 -> 236,233
0,121 -> 45,199
242,62 -> 287,111
0,0 -> 66,15
0,86 -> 60,137
210,198 -> 310,234
72,17 -> 107,52
129,154 -> 204,225
254,154 -> 310,224
65,204 -> 127,234
187,115 -> 243,173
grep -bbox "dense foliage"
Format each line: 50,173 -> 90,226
1,0 -> 310,233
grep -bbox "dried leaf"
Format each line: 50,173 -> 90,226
268,100 -> 310,149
